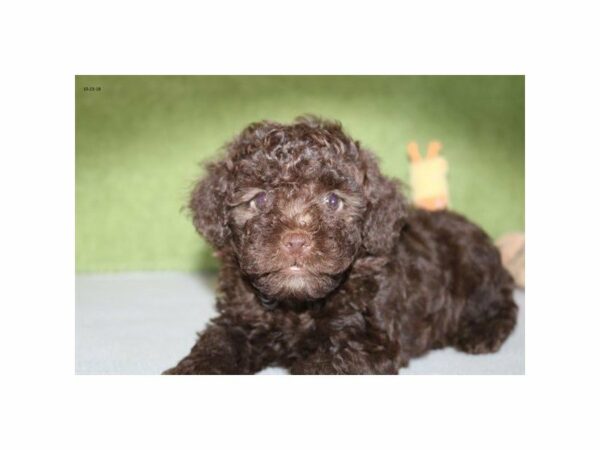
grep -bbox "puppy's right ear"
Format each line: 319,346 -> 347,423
189,159 -> 233,249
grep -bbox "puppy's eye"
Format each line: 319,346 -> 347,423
249,192 -> 267,210
325,192 -> 342,211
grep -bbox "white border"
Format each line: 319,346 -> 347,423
2,1 -> 599,449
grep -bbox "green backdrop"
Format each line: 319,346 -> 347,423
75,75 -> 524,272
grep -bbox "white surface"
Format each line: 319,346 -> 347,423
75,272 -> 525,375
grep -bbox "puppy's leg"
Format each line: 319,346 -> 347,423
452,279 -> 518,355
163,324 -> 251,375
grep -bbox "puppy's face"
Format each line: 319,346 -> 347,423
228,174 -> 366,301
190,117 -> 406,303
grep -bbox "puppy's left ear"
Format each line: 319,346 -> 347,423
189,160 -> 233,250
358,149 -> 408,255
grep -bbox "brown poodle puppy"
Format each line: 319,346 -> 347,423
164,116 -> 517,375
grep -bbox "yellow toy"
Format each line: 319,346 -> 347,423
407,140 -> 449,211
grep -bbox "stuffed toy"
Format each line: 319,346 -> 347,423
407,140 -> 449,211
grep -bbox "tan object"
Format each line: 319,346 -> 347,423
495,232 -> 525,289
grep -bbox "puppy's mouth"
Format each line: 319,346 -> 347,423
247,263 -> 344,302
283,263 -> 307,274
265,263 -> 331,280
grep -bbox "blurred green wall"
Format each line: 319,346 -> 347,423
75,75 -> 524,272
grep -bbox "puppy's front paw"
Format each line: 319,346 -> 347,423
162,366 -> 187,375
161,363 -> 201,375
161,358 -> 226,375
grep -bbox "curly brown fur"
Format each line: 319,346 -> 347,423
163,116 -> 518,375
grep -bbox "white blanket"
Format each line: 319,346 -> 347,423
76,272 -> 525,375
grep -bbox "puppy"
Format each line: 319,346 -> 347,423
164,116 -> 518,375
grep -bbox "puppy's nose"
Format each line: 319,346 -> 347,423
282,232 -> 311,254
